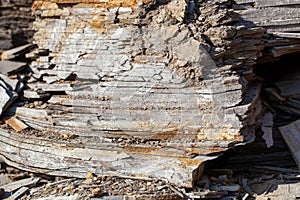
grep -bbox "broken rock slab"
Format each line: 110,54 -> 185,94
4,117 -> 29,132
1,177 -> 40,193
0,44 -> 35,60
0,60 -> 27,76
279,119 -> 300,170
256,182 -> 300,200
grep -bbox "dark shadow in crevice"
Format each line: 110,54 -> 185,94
254,51 -> 300,126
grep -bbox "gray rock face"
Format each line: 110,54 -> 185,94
11,0 -> 250,187
0,0 -> 258,187
30,2 -> 244,140
5,0 -> 299,188
0,60 -> 27,76
235,0 -> 300,35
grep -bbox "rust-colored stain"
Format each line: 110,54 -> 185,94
196,128 -> 243,142
32,0 -> 151,34
180,158 -> 204,167
150,130 -> 178,140
4,117 -> 28,132
32,1 -> 57,11
32,1 -> 43,11
150,126 -> 179,140
47,0 -> 152,9
186,147 -> 225,155
91,20 -> 105,27
124,146 -> 159,154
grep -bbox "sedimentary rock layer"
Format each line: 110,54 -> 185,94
1,0 -> 300,187
0,0 -> 262,187
234,0 -> 300,35
0,0 -> 34,52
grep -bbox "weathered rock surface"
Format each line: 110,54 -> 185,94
0,0 -> 35,52
0,0 -> 259,187
235,0 -> 300,35
0,60 -> 27,75
279,119 -> 300,169
1,0 -> 300,189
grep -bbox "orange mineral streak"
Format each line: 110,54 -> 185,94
31,0 -> 152,12
32,1 -> 47,11
180,158 -> 204,167
196,128 -> 243,142
90,20 -> 105,27
32,0 -> 148,33
186,147 -> 226,155
32,1 -> 62,13
150,130 -> 179,140
37,0 -> 153,9
124,146 -> 160,154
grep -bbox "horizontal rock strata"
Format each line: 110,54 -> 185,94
0,0 -> 35,53
234,0 -> 300,34
1,0 -> 300,187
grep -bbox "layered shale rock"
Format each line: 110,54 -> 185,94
1,0 -> 300,188
234,0 -> 300,35
0,0 -> 263,187
0,0 -> 35,52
